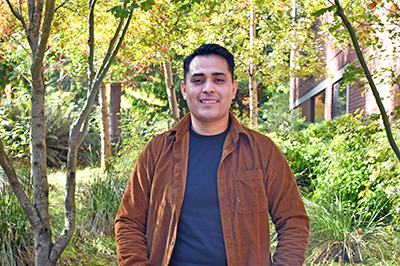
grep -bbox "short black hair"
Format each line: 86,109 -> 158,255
183,43 -> 235,83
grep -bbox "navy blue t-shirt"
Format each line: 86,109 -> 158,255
169,126 -> 229,266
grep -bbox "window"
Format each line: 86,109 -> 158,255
333,79 -> 348,118
314,90 -> 325,123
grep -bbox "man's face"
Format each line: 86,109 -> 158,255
182,54 -> 237,131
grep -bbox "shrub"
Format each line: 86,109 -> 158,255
305,194 -> 399,265
259,90 -> 309,137
78,172 -> 128,237
0,90 -> 101,167
0,93 -> 31,162
114,109 -> 167,175
0,168 -> 34,265
272,114 -> 400,222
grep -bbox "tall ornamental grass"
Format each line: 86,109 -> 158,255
267,113 -> 400,264
0,169 -> 34,265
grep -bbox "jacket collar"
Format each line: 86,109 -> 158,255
168,112 -> 249,144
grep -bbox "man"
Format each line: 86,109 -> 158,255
115,44 -> 309,266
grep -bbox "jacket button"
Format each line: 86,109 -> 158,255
171,241 -> 175,245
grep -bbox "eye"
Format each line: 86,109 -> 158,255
192,78 -> 203,84
215,78 -> 224,83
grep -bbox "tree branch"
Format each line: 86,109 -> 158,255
5,0 -> 30,41
9,34 -> 31,56
95,8 -> 133,84
55,0 -> 69,12
62,5 -> 87,20
95,6 -> 125,78
5,0 -> 23,24
0,56 -> 32,85
0,137 -> 40,229
51,5 -> 134,262
334,0 -> 400,162
256,73 -> 273,86
31,0 -> 56,77
88,0 -> 97,89
44,60 -> 63,76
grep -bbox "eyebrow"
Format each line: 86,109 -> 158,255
190,72 -> 227,79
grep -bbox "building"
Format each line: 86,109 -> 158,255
290,10 -> 400,123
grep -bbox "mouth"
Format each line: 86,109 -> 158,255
199,99 -> 218,104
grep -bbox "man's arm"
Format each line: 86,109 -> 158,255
115,147 -> 153,266
266,143 -> 310,265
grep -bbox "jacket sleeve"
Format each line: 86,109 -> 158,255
115,145 -> 154,266
266,142 -> 310,266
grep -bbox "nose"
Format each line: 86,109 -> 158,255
202,81 -> 215,94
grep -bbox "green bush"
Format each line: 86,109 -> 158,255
78,172 -> 128,237
0,93 -> 31,162
305,194 -> 400,265
0,169 -> 34,265
114,109 -> 168,175
272,114 -> 400,222
0,90 -> 101,167
259,90 -> 309,136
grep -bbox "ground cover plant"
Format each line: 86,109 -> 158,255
2,110 -> 400,265
0,168 -> 34,265
268,113 -> 400,264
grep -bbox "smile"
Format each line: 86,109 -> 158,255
200,100 -> 218,103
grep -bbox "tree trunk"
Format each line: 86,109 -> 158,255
334,0 -> 400,162
100,82 -> 112,171
163,56 -> 179,127
249,6 -> 258,128
109,82 -> 121,151
31,69 -> 52,266
2,0 -> 57,264
2,1 -> 134,265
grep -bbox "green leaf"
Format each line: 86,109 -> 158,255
108,5 -> 130,19
328,24 -> 341,34
311,5 -> 336,17
141,0 -> 155,11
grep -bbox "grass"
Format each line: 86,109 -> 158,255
0,167 -> 34,266
2,165 -> 400,265
304,194 -> 400,265
48,167 -> 122,265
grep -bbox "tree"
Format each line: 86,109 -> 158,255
109,82 -> 122,150
200,0 -> 323,128
99,82 -> 112,171
0,0 -> 134,264
117,0 -> 216,127
312,0 -> 400,162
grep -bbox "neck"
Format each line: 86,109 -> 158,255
190,117 -> 229,136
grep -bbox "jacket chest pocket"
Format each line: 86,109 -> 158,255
233,170 -> 268,214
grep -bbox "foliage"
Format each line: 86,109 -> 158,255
0,169 -> 34,265
0,92 -> 31,162
310,0 -> 400,161
0,90 -> 101,167
272,113 -> 400,221
59,232 -> 118,266
114,108 -> 169,174
46,168 -> 120,265
258,83 -> 309,135
199,0 -> 323,84
78,173 -> 128,238
305,194 -> 400,264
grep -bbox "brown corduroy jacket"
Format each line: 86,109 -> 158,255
115,113 -> 309,266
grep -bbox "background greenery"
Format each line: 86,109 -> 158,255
1,0 -> 400,263
1,101 -> 400,265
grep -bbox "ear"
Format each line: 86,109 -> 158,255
181,81 -> 187,100
231,80 -> 238,100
